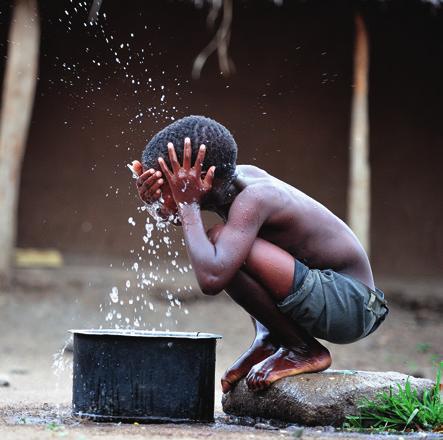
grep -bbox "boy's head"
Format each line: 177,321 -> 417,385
142,116 -> 238,197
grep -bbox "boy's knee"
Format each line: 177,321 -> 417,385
207,223 -> 224,244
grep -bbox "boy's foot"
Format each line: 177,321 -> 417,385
245,344 -> 331,391
221,338 -> 278,393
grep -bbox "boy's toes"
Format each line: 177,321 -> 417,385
258,376 -> 271,391
245,366 -> 261,391
245,371 -> 254,389
246,361 -> 274,391
254,374 -> 269,391
221,378 -> 233,394
245,376 -> 255,390
221,370 -> 241,393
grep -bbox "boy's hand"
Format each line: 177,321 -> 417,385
158,138 -> 215,206
130,160 -> 143,176
132,160 -> 164,204
131,160 -> 178,219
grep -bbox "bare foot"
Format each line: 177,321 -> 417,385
221,338 -> 278,393
246,344 -> 332,391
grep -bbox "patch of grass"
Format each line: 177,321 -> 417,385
431,353 -> 442,366
344,362 -> 443,432
416,342 -> 432,354
46,421 -> 64,432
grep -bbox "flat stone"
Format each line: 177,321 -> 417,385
222,370 -> 434,427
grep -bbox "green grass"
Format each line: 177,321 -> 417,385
416,342 -> 432,354
45,421 -> 64,432
344,362 -> 443,432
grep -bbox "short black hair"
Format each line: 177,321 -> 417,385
142,115 -> 237,183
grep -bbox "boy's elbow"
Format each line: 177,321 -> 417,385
198,274 -> 225,296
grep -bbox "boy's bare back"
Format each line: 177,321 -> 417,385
230,165 -> 374,290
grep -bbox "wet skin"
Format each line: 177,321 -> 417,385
132,138 -> 374,392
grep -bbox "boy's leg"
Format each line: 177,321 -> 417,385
206,225 -> 330,391
207,225 -> 280,391
221,314 -> 278,393
224,264 -> 331,391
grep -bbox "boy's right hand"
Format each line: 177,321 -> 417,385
132,160 -> 164,204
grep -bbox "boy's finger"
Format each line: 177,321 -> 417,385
183,137 -> 192,170
204,166 -> 216,188
137,169 -> 158,187
136,168 -> 153,184
132,160 -> 143,176
142,189 -> 161,201
141,190 -> 160,203
146,179 -> 164,195
194,144 -> 206,174
140,174 -> 162,192
158,157 -> 173,181
140,191 -> 153,203
167,142 -> 180,173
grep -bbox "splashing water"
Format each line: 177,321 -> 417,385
55,4 -> 196,331
52,3 -> 196,389
101,169 -> 194,331
51,337 -> 74,415
109,286 -> 119,303
102,208 -> 195,332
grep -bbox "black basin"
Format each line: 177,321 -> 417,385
71,329 -> 221,423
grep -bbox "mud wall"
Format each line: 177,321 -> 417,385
0,1 -> 441,276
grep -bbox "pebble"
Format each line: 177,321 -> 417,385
9,368 -> 29,375
254,422 -> 278,431
0,376 -> 10,387
224,415 -> 256,427
323,426 -> 335,432
285,426 -> 304,437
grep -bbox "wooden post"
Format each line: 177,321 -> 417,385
348,14 -> 370,254
0,0 -> 40,284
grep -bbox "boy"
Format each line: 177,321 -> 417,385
132,115 -> 388,393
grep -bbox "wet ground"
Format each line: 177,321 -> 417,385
2,403 -> 442,440
0,264 -> 442,439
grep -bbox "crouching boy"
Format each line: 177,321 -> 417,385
131,115 -> 388,392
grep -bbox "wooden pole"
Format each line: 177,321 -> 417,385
0,0 -> 40,284
348,14 -> 370,254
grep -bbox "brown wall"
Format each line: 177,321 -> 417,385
1,1 -> 442,275
367,3 -> 443,275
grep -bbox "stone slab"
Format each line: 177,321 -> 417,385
222,370 -> 434,427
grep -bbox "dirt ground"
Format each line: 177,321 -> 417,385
0,264 -> 442,440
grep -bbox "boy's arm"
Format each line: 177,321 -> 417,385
158,139 -> 267,295
178,190 -> 265,295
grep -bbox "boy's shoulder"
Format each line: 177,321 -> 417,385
229,165 -> 298,216
234,164 -> 296,200
233,165 -> 277,199
236,164 -> 269,178
231,164 -> 324,221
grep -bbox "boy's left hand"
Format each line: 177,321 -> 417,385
158,138 -> 216,206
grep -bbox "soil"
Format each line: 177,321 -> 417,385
0,264 -> 442,440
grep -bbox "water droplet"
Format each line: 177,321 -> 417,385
109,287 -> 119,303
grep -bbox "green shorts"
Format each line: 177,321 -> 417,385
277,260 -> 389,344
